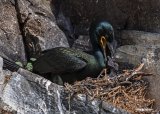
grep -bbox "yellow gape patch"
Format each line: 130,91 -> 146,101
100,36 -> 107,48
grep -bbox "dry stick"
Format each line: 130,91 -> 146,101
68,93 -> 71,113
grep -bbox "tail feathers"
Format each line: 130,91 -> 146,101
3,58 -> 21,72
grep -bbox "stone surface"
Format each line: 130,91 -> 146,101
120,30 -> 160,46
115,45 -> 147,66
16,0 -> 69,58
1,69 -> 65,114
114,0 -> 160,33
0,1 -> 26,63
52,0 -> 160,36
53,0 -> 127,36
72,35 -> 92,51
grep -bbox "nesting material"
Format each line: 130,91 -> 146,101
65,64 -> 155,114
0,108 -> 13,114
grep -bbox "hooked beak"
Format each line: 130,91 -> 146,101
100,36 -> 115,64
100,36 -> 118,71
100,36 -> 108,63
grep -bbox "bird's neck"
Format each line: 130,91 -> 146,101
94,50 -> 105,68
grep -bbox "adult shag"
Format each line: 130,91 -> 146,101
33,20 -> 117,85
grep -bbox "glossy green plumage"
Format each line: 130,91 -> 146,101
33,47 -> 104,83
34,47 -> 104,74
33,20 -> 116,84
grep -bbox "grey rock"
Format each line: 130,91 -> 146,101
16,0 -> 69,58
101,102 -> 130,114
0,1 -> 26,63
114,0 -> 160,32
1,69 -> 65,114
62,94 -> 130,114
115,45 -> 147,66
72,35 -> 92,52
54,0 -> 160,36
57,0 -> 127,34
55,8 -> 76,47
120,30 -> 160,45
115,44 -> 160,68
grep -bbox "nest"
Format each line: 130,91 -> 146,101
65,64 -> 155,114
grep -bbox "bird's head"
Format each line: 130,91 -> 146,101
89,20 -> 116,65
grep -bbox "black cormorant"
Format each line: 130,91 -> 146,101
33,20 -> 117,85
